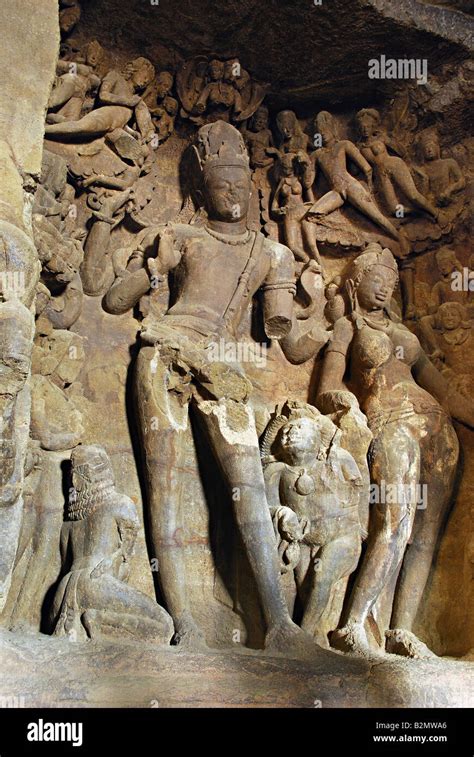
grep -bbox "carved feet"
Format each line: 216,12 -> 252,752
264,619 -> 329,659
331,621 -> 437,660
385,629 -> 436,660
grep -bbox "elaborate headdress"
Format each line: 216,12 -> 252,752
355,107 -> 381,126
194,120 -> 250,177
347,243 -> 398,287
346,243 -> 399,324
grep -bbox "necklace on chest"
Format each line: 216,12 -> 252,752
204,225 -> 252,246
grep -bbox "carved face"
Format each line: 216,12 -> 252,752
163,96 -> 178,116
280,418 -> 321,455
356,264 -> 397,311
156,72 -> 173,98
209,60 -> 224,81
436,251 -> 457,276
130,64 -> 154,91
422,138 -> 439,161
357,112 -> 377,138
85,41 -> 103,67
277,113 -> 295,140
316,117 -> 335,145
204,165 -> 251,222
252,108 -> 268,132
439,303 -> 463,331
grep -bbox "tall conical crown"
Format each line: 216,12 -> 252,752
194,120 -> 250,175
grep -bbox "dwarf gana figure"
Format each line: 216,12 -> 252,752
51,445 -> 173,643
261,404 -> 363,647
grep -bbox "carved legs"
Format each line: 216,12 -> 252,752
299,536 -> 361,646
332,422 -> 420,655
134,347 -> 199,645
44,105 -> 132,139
391,417 -> 459,634
283,216 -> 310,263
346,185 -> 400,241
194,398 -> 291,632
80,575 -> 174,644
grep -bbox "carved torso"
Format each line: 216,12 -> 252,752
349,318 -> 443,427
155,224 -> 293,339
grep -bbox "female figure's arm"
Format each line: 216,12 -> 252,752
316,317 -> 355,412
444,159 -> 466,200
271,181 -> 285,216
344,141 -> 373,186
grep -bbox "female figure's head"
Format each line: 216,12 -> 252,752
276,111 -> 308,153
276,110 -> 298,141
435,248 -> 461,277
355,108 -> 381,139
346,243 -> 399,316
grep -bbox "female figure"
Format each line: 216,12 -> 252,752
356,108 -> 439,221
309,112 -> 401,245
271,151 -> 322,268
275,110 -> 309,154
317,243 -> 474,658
